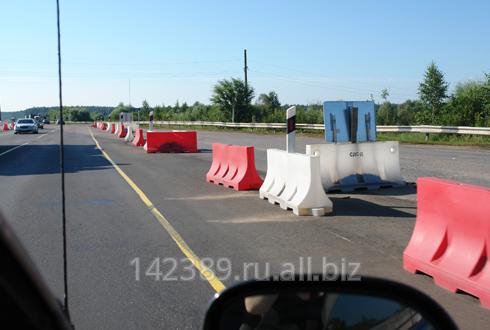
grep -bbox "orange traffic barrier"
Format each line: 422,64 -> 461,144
404,177 -> 490,309
118,124 -> 127,138
206,143 -> 263,191
144,131 -> 197,153
132,128 -> 145,147
110,123 -> 116,134
3,121 -> 10,131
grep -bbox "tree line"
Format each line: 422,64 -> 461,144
10,63 -> 489,127
377,63 -> 490,126
5,106 -> 114,122
109,62 -> 490,127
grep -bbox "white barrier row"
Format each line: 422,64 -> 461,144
306,141 -> 404,192
259,149 -> 333,216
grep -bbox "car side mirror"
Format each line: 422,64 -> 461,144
203,276 -> 457,330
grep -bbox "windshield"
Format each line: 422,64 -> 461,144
17,119 -> 34,124
1,2 -> 489,330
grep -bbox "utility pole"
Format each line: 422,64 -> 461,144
128,78 -> 138,123
243,49 -> 248,88
128,78 -> 131,107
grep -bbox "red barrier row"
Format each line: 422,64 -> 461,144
403,177 -> 490,308
132,128 -> 146,147
144,131 -> 197,153
92,124 -> 195,154
206,143 -> 263,191
118,124 -> 127,138
3,121 -> 10,131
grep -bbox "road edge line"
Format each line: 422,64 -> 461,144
88,128 -> 226,293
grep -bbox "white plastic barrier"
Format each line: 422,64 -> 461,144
259,149 -> 333,216
305,141 -> 404,192
105,122 -> 111,132
114,124 -> 120,135
125,125 -> 134,142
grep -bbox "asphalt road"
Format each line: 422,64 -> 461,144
1,124 -> 490,329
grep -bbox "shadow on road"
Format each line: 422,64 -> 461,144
331,197 -> 415,218
328,183 -> 417,197
0,144 -> 113,176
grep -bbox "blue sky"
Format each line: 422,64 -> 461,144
1,0 -> 489,112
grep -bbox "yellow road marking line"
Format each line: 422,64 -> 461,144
88,128 -> 225,293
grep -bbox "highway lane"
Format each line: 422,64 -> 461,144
0,125 -> 214,329
1,124 -> 490,329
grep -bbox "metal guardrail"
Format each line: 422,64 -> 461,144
130,121 -> 490,136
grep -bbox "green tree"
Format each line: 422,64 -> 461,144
139,99 -> 151,120
69,109 -> 91,121
257,91 -> 281,109
397,100 -> 423,125
211,78 -> 254,122
444,78 -> 490,126
418,62 -> 449,124
257,91 -> 281,121
109,102 -> 130,120
376,102 -> 397,125
380,88 -> 389,102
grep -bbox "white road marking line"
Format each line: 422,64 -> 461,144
0,132 -> 49,157
0,143 -> 29,157
325,229 -> 352,242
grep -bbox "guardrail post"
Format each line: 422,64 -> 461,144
286,106 -> 296,153
149,111 -> 154,132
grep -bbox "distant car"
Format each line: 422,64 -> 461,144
56,119 -> 65,125
35,120 -> 44,129
14,119 -> 38,134
43,119 -> 50,124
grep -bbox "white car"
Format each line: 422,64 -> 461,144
14,118 -> 38,134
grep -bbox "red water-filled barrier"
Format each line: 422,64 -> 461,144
3,121 -> 10,131
132,128 -> 146,147
101,122 -> 107,130
92,121 -> 97,128
118,124 -> 127,138
403,177 -> 490,308
10,122 -> 15,129
145,131 -> 197,153
110,123 -> 116,134
206,143 -> 263,191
